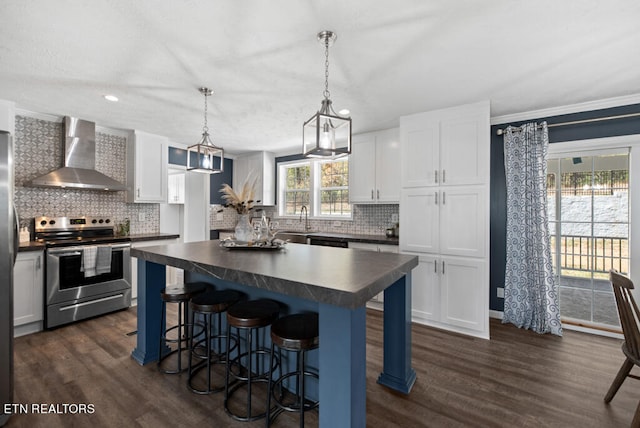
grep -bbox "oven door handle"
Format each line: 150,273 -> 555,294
47,243 -> 130,255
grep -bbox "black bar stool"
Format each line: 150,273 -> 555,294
266,313 -> 319,428
187,289 -> 242,394
158,282 -> 209,374
225,299 -> 280,422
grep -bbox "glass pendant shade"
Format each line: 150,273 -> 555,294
187,87 -> 224,174
303,100 -> 351,158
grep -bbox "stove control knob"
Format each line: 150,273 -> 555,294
105,219 -> 111,224
91,219 -> 97,224
98,219 -> 104,224
40,220 -> 47,226
49,220 -> 56,225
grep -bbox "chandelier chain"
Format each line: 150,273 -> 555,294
202,91 -> 209,133
323,36 -> 331,100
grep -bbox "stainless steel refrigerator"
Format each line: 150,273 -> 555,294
0,131 -> 17,427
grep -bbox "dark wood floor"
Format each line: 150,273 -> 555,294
7,307 -> 639,427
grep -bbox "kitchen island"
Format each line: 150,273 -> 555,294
130,240 -> 418,427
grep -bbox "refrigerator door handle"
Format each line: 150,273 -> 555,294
12,206 -> 19,265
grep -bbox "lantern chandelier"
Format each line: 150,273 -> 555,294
187,87 -> 224,174
302,30 -> 352,158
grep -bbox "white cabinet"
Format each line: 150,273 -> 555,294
400,100 -> 490,339
400,101 -> 489,188
130,239 -> 180,304
349,242 -> 398,304
13,251 -> 44,336
0,99 -> 15,134
233,151 -> 275,206
349,128 -> 400,203
168,170 -> 185,204
126,130 -> 169,203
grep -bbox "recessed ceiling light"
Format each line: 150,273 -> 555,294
338,108 -> 350,116
103,94 -> 118,102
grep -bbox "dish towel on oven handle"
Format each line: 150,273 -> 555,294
96,245 -> 112,275
80,246 -> 98,277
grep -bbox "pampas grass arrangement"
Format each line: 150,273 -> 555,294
219,177 -> 260,214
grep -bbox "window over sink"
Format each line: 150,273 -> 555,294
278,158 -> 351,218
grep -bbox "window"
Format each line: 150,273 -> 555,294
278,158 -> 351,218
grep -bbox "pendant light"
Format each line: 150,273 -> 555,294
187,87 -> 224,173
303,31 -> 352,158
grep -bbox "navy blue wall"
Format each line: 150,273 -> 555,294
490,103 -> 640,312
168,146 -> 233,205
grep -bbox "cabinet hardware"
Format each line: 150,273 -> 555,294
442,192 -> 446,205
36,256 -> 40,270
377,189 -> 380,199
371,189 -> 374,200
434,259 -> 437,273
435,170 -> 438,183
442,260 -> 445,274
435,192 -> 438,205
137,188 -> 140,198
442,170 -> 446,183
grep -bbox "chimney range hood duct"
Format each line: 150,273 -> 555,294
27,116 -> 127,191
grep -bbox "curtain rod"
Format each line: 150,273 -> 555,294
495,111 -> 640,135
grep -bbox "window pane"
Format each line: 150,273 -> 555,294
286,165 -> 310,190
320,189 -> 351,216
284,191 -> 309,215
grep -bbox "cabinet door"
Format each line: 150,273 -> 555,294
348,133 -> 377,203
409,254 -> 440,323
400,113 -> 439,188
168,172 -> 185,204
439,186 -> 486,257
440,257 -> 487,334
400,188 -> 439,253
375,128 -> 400,203
13,252 -> 44,326
127,131 -> 168,203
439,103 -> 489,186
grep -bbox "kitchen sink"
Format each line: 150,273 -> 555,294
274,231 -> 310,244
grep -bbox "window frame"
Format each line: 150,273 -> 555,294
277,158 -> 352,220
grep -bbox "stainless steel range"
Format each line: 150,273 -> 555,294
35,216 -> 131,329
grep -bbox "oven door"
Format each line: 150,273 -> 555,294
46,243 -> 132,306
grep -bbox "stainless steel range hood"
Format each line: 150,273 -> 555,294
27,116 -> 127,191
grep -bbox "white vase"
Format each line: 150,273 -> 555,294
234,214 -> 253,242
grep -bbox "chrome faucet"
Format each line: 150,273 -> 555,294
300,205 -> 311,231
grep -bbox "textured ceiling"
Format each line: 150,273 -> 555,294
0,1 -> 639,154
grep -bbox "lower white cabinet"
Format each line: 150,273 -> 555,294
349,243 -> 398,305
408,252 -> 488,338
13,251 -> 44,336
131,239 -> 181,304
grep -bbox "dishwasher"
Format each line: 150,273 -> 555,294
308,237 -> 349,248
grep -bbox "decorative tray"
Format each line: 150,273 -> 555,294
219,239 -> 287,251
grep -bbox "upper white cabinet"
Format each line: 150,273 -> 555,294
233,151 -> 275,206
0,99 -> 15,134
167,169 -> 185,204
14,251 -> 44,336
400,101 -> 490,188
126,130 -> 169,203
399,100 -> 490,339
349,128 -> 400,203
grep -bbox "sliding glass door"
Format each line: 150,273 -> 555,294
547,150 -> 629,328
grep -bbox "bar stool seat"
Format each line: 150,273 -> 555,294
158,281 -> 210,374
225,299 -> 280,422
266,313 -> 319,427
187,289 -> 242,394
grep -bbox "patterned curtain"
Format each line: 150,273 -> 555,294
503,122 -> 562,336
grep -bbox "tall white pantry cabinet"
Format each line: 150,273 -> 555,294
400,101 -> 490,339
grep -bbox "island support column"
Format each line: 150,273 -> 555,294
318,303 -> 367,428
377,273 -> 417,393
131,260 -> 168,365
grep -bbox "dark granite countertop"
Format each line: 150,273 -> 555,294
132,240 -> 417,309
18,233 -> 180,252
212,229 -> 398,246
